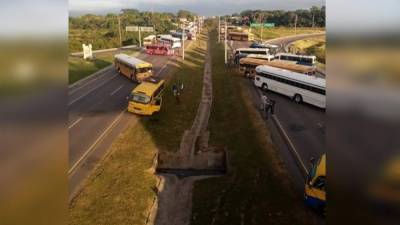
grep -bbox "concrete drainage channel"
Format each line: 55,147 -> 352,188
145,35 -> 227,225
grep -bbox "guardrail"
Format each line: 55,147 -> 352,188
70,45 -> 140,56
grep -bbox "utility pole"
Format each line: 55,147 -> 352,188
118,15 -> 122,47
138,27 -> 142,48
218,16 -> 221,42
182,23 -> 185,60
312,14 -> 315,28
224,22 -> 227,64
294,14 -> 298,35
260,16 -> 264,42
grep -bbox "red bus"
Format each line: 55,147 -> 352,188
145,44 -> 174,56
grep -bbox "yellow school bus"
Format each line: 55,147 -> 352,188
127,78 -> 165,115
114,54 -> 153,83
305,154 -> 326,213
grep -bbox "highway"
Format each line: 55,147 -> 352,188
68,45 -> 186,200
231,33 -> 326,194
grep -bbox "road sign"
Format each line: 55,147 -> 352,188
82,44 -> 93,59
126,26 -> 154,32
250,23 -> 275,28
140,26 -> 154,32
250,23 -> 262,28
126,26 -> 139,32
264,23 -> 275,28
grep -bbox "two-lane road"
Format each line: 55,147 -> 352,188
68,48 -> 183,200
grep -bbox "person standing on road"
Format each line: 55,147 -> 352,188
260,94 -> 268,111
264,100 -> 271,120
172,83 -> 180,104
270,99 -> 276,115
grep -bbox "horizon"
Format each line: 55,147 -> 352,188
69,0 -> 325,17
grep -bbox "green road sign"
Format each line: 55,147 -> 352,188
250,23 -> 262,28
264,23 -> 275,28
250,23 -> 275,28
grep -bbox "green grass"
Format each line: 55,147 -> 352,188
191,25 -> 315,225
290,36 -> 326,65
68,50 -> 138,85
251,27 -> 325,40
69,31 -> 208,225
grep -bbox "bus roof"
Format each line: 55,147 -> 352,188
132,79 -> 165,96
256,65 -> 325,88
241,58 -> 315,73
315,154 -> 326,177
246,54 -> 275,60
275,52 -> 316,59
144,35 -> 156,40
114,54 -> 152,68
236,48 -> 269,52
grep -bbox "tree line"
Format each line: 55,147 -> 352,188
69,9 -> 197,52
228,6 -> 325,27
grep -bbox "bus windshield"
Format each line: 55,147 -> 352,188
131,93 -> 151,104
137,67 -> 152,73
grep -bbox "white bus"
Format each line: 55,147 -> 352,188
275,53 -> 317,66
254,65 -> 326,108
157,35 -> 182,49
234,48 -> 269,64
143,35 -> 156,46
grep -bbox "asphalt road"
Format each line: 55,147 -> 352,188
231,33 -> 326,221
68,43 -> 189,200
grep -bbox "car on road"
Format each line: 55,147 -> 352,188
127,78 -> 165,116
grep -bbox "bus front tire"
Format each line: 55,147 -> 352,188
294,94 -> 302,104
261,83 -> 268,92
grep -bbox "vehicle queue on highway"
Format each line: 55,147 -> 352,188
222,24 -> 326,213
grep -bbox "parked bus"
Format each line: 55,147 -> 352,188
158,35 -> 182,48
170,31 -> 187,40
143,35 -> 156,46
228,32 -> 255,41
240,58 -> 315,78
127,78 -> 165,115
145,44 -> 174,56
233,48 -> 269,64
305,154 -> 326,214
275,53 -> 317,66
254,65 -> 326,108
114,54 -> 153,83
246,54 -> 275,61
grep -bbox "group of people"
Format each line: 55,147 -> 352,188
261,94 -> 276,119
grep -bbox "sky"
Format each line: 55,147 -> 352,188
69,0 -> 326,16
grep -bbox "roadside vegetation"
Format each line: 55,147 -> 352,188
289,35 -> 326,65
69,30 -> 207,224
251,27 -> 325,40
69,9 -> 197,52
68,50 -> 138,84
191,23 -> 316,225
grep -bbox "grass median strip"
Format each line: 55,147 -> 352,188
191,27 -> 316,225
69,32 -> 207,225
68,50 -> 138,85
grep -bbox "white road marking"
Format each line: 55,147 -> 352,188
272,115 -> 309,175
68,109 -> 125,176
69,117 -> 82,129
110,84 -> 124,96
69,66 -> 113,95
69,74 -> 118,106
